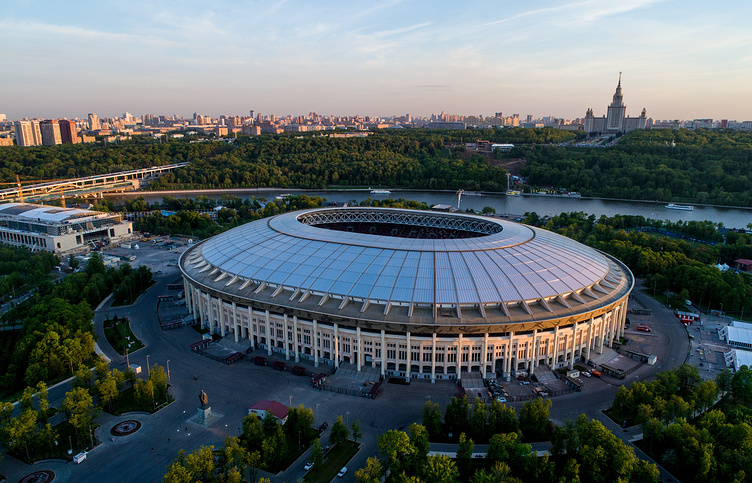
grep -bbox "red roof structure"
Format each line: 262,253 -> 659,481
248,400 -> 289,423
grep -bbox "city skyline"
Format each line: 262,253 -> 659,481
3,0 -> 751,121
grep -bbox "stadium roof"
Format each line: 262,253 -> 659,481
0,202 -> 110,224
184,208 -> 629,320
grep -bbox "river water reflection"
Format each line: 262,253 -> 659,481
108,189 -> 752,230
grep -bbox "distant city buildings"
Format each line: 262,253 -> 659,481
584,74 -> 648,134
2,88 -> 751,148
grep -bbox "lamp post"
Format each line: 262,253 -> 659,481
166,360 -> 171,384
289,395 -> 292,407
146,354 -> 150,376
720,303 -> 724,321
346,411 -> 350,427
316,404 -> 320,426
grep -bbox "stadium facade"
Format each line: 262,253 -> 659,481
179,208 -> 633,381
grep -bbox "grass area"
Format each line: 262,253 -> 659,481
304,441 -> 359,483
103,318 -> 143,356
109,385 -> 174,415
8,419 -> 98,464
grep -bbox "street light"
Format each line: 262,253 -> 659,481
146,354 -> 150,376
166,360 -> 171,384
316,404 -> 320,426
346,411 -> 350,427
289,395 -> 292,407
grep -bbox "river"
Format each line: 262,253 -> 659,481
107,189 -> 752,230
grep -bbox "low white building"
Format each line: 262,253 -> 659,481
0,203 -> 133,254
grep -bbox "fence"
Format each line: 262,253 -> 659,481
319,384 -> 379,399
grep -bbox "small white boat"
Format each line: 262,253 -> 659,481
369,189 -> 391,195
666,203 -> 693,211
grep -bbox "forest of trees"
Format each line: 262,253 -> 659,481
0,251 -> 153,396
4,127 -> 752,205
609,364 -> 752,482
521,128 -> 752,206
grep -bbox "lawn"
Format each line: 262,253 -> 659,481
107,385 -> 174,415
304,441 -> 360,483
8,419 -> 99,464
103,317 -> 143,355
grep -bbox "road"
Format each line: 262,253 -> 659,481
0,274 -> 691,482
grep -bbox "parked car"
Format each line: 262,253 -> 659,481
304,462 -> 314,471
637,325 -> 652,332
318,421 -> 329,433
582,371 -> 591,378
338,467 -> 348,477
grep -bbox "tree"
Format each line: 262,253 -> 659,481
519,398 -> 551,441
456,432 -> 474,477
378,429 -> 414,475
73,366 -> 93,389
96,373 -> 119,413
423,455 -> 459,483
62,387 -> 97,446
422,401 -> 443,439
351,419 -> 362,443
330,415 -> 350,446
148,364 -> 169,404
309,437 -> 324,467
355,457 -> 383,483
184,445 -> 216,481
732,365 -> 752,405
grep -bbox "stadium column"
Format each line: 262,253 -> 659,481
505,333 -> 514,380
356,327 -> 362,372
334,323 -> 339,368
284,314 -> 290,360
406,332 -> 411,379
457,333 -> 463,382
598,313 -> 607,354
530,329 -> 538,375
219,298 -> 225,336
482,333 -> 489,378
313,319 -> 319,367
183,277 -> 191,307
431,333 -> 437,383
233,302 -> 239,343
381,330 -> 386,377
247,306 -> 253,343
200,293 -> 208,330
293,316 -> 299,363
586,317 -> 594,362
552,326 -> 560,368
265,310 -> 272,356
569,323 -> 577,369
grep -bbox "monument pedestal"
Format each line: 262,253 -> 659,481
197,405 -> 212,421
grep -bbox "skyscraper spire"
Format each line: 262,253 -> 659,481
618,71 -> 622,86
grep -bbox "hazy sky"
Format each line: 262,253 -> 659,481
3,0 -> 751,121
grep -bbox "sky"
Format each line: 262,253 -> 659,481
2,0 -> 751,121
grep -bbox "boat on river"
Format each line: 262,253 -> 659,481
369,189 -> 391,195
666,203 -> 694,211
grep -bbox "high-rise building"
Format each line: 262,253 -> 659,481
584,74 -> 647,134
58,120 -> 79,144
88,113 -> 100,130
0,114 -> 6,122
14,120 -> 42,146
40,120 -> 62,146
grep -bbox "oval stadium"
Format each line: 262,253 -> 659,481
179,207 -> 633,382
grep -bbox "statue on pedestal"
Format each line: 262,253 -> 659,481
199,390 -> 209,408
